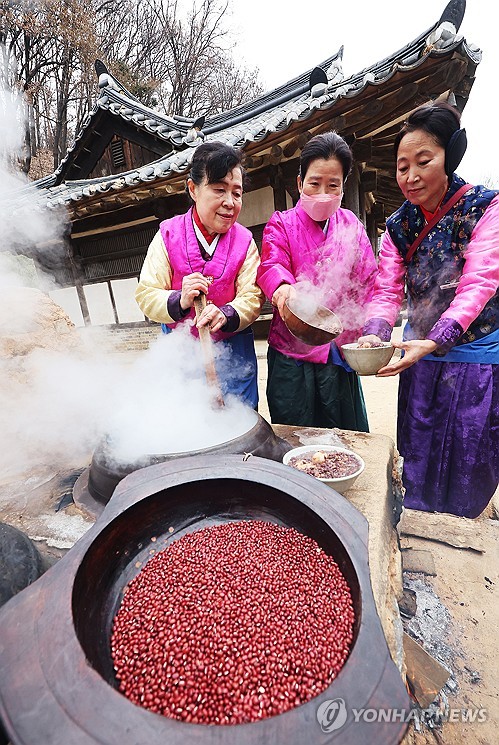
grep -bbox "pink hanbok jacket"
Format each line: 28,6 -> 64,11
257,202 -> 378,364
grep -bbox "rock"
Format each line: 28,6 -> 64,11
399,588 -> 417,618
0,287 -> 81,357
0,522 -> 44,607
402,548 -> 437,575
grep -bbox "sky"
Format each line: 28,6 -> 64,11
228,0 -> 498,186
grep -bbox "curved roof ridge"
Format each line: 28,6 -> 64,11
203,47 -> 344,129
98,87 -> 199,132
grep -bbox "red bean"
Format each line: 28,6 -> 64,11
111,520 -> 355,725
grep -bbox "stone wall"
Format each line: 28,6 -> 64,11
78,322 -> 161,353
76,317 -> 273,352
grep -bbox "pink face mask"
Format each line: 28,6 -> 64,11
300,192 -> 342,222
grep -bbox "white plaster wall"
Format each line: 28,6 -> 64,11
239,186 -> 275,227
111,278 -> 144,323
49,286 -> 85,327
83,282 -> 116,325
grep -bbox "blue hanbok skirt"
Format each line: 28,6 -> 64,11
162,324 -> 258,409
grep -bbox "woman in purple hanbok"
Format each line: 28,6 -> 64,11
360,102 -> 499,518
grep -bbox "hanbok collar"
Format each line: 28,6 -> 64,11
185,208 -> 230,279
420,194 -> 446,224
192,207 -> 220,257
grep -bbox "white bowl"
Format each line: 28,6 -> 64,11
341,342 -> 395,375
282,445 -> 365,494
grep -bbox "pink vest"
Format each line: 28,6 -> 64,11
160,209 -> 253,341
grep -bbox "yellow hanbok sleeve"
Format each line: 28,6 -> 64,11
134,231 -> 176,323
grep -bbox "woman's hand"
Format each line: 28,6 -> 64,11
196,303 -> 227,333
272,284 -> 292,317
376,339 -> 438,377
180,273 -> 211,310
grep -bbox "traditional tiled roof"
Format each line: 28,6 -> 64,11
16,0 -> 480,216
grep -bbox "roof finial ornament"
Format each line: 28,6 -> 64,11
438,0 -> 466,33
95,59 -> 120,91
309,67 -> 328,98
95,60 -> 108,78
94,59 -> 141,101
425,0 -> 466,50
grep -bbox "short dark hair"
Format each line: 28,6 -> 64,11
299,131 -> 353,182
189,142 -> 245,186
394,101 -> 461,156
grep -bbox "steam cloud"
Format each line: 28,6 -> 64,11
0,89 -> 256,487
293,222 -> 371,334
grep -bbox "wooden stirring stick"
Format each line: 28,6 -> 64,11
193,293 -> 225,408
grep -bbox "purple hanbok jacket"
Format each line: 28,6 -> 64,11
257,202 -> 378,364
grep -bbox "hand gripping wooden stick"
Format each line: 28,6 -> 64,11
193,293 -> 225,408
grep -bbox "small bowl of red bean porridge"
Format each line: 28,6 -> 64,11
340,342 -> 395,375
283,445 -> 365,494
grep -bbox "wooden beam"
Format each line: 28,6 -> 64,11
360,169 -> 377,192
282,132 -> 312,158
269,144 -> 283,165
78,246 -> 147,264
351,138 -> 372,161
107,280 -> 120,325
403,632 -> 450,709
244,153 -> 271,169
71,215 -> 158,239
399,509 -> 488,553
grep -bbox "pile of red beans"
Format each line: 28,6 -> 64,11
111,520 -> 355,725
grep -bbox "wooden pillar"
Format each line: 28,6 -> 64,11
358,183 -> 367,226
107,280 -> 119,325
66,236 -> 91,325
343,163 -> 361,218
269,165 -> 288,212
366,210 -> 378,255
75,283 -> 90,325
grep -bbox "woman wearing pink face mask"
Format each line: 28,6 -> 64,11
257,131 -> 378,429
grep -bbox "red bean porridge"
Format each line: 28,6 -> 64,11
288,450 -> 361,479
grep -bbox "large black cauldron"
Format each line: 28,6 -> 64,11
75,412 -> 291,517
0,455 -> 409,744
